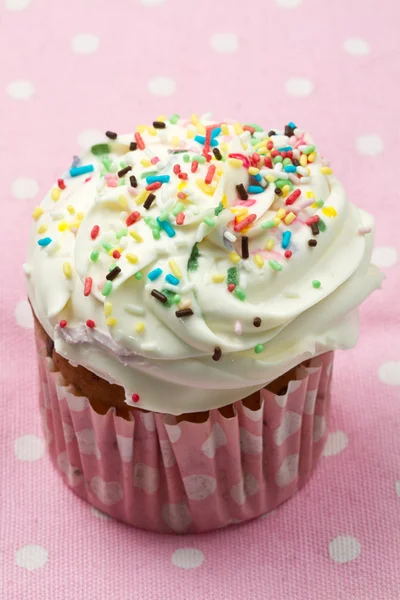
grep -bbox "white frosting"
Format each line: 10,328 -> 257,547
26,117 -> 383,414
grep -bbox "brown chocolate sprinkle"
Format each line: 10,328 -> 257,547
151,289 -> 168,303
275,187 -> 283,196
106,266 -> 121,281
153,121 -> 166,129
241,236 -> 249,259
284,124 -> 294,137
268,130 -> 276,137
253,317 -> 262,327
213,148 -> 222,160
311,222 -> 320,236
175,308 -> 194,318
212,346 -> 222,361
292,159 -> 300,167
129,142 -> 137,151
143,193 -> 156,210
308,239 -> 318,247
236,183 -> 248,200
129,174 -> 138,188
105,131 -> 117,140
118,166 -> 132,178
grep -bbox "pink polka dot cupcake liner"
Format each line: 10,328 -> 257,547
37,345 -> 333,534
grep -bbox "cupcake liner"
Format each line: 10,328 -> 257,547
36,335 -> 333,533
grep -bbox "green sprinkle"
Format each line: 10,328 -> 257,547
134,271 -> 143,280
91,143 -> 110,156
116,228 -> 128,240
90,250 -> 99,262
169,113 -> 180,124
160,289 -> 176,307
109,263 -> 117,271
301,145 -> 315,155
144,216 -> 159,228
234,287 -> 246,301
244,123 -> 264,132
275,178 -> 288,188
173,294 -> 181,304
227,266 -> 239,286
318,218 -> 327,232
312,280 -> 321,289
282,158 -> 292,166
102,157 -> 112,172
152,228 -> 161,240
204,216 -> 215,227
141,170 -> 158,179
269,260 -> 283,272
250,138 -> 258,146
273,156 -> 283,164
183,154 -> 190,163
173,202 -> 185,216
188,243 -> 200,271
315,199 -> 325,208
214,201 -> 224,216
102,242 -> 113,252
158,211 -> 169,222
262,220 -> 277,229
119,161 -> 126,169
192,155 -> 206,164
254,344 -> 265,354
102,281 -> 113,296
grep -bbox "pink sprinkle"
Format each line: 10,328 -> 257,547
232,199 -> 256,207
305,215 -> 320,226
359,226 -> 372,235
128,186 -> 139,196
176,212 -> 185,225
104,173 -> 118,180
205,164 -> 216,185
151,157 -> 160,164
107,180 -> 118,187
134,132 -> 145,150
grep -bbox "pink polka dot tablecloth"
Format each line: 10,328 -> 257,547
0,0 -> 399,598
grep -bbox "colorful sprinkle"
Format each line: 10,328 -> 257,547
176,308 -> 194,318
282,231 -> 292,249
38,237 -> 52,247
269,260 -> 283,272
136,322 -> 145,333
86,319 -> 95,328
101,281 -> 113,296
59,320 -> 67,328
254,254 -> 264,268
63,262 -> 72,278
32,207 -> 43,220
312,280 -> 321,288
84,277 -> 92,296
148,268 -> 162,281
166,274 -> 179,285
70,164 -> 94,177
254,344 -> 264,354
151,289 -> 168,303
106,317 -> 117,326
233,287 -> 246,301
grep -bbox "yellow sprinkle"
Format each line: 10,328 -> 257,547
248,167 -> 259,175
140,159 -> 152,168
282,185 -> 291,195
126,253 -> 138,263
221,123 -> 229,135
191,113 -> 199,126
300,154 -> 308,167
66,204 -> 75,215
148,127 -> 157,136
76,212 -> 85,221
178,181 -> 187,191
308,152 -> 316,163
266,175 -> 275,183
242,142 -> 248,151
231,207 -> 248,217
172,135 -> 180,146
63,262 -> 72,278
104,302 -> 113,316
169,259 -> 182,278
196,124 -> 206,134
156,114 -> 166,122
253,140 -> 267,151
135,189 -> 149,205
311,202 -> 319,209
221,194 -> 228,207
258,147 -> 267,155
51,188 -> 60,201
273,218 -> 281,227
220,142 -> 228,154
276,208 -> 286,219
58,221 -> 68,232
229,251 -> 241,264
321,166 -> 333,175
265,239 -> 275,251
306,191 -> 315,199
196,179 -> 215,196
136,124 -> 147,133
129,230 -> 143,242
254,254 -> 264,268
186,128 -> 195,139
136,322 -> 145,333
106,317 -> 117,327
212,274 -> 225,283
118,195 -> 128,210
32,207 -> 43,220
228,158 -> 243,168
216,167 -> 224,177
234,122 -> 243,135
37,224 -> 47,234
322,206 -> 337,218
284,212 -> 296,225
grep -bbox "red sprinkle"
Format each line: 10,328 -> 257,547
178,172 -> 188,180
243,125 -> 256,134
132,393 -> 140,403
90,225 -> 100,240
305,215 -> 320,225
146,181 -> 162,191
280,152 -> 287,159
252,153 -> 261,164
271,150 -> 279,158
191,161 -> 199,173
112,250 -> 121,259
234,213 -> 257,232
134,132 -> 145,150
126,211 -> 140,226
57,178 -> 66,190
284,250 -> 293,259
173,164 -> 181,175
84,277 -> 93,297
227,284 -> 236,293
59,320 -> 67,328
285,189 -> 301,206
264,157 -> 273,169
205,164 -> 216,185
177,192 -> 187,200
266,141 -> 273,150
84,177 -> 92,183
86,319 -> 95,328
176,212 -> 185,225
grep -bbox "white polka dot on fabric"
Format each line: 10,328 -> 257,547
285,78 -> 314,97
355,134 -> 384,156
14,435 -> 45,461
172,548 -> 204,569
77,129 -> 104,149
329,535 -> 361,564
6,80 -> 35,100
71,34 -> 100,54
210,33 -> 238,54
15,545 -> 48,571
140,0 -> 166,5
147,76 -> 176,97
378,362 -> 400,386
275,0 -> 302,7
343,38 -> 370,56
15,300 -> 34,329
5,0 -> 31,10
372,246 -> 398,268
11,177 -> 39,199
322,431 -> 348,457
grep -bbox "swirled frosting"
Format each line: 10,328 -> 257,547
26,115 -> 383,414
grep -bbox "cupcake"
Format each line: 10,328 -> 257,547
26,115 -> 383,533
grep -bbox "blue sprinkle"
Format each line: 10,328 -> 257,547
248,185 -> 264,194
210,127 -> 221,139
194,135 -> 218,147
148,268 -> 163,281
166,274 -> 179,285
288,121 -> 297,129
146,175 -> 170,184
283,165 -> 296,173
253,173 -> 262,182
282,231 -> 292,249
38,237 -> 52,247
157,217 -> 176,238
278,146 -> 293,152
70,164 -> 94,177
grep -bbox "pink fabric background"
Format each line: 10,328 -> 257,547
0,0 -> 399,598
